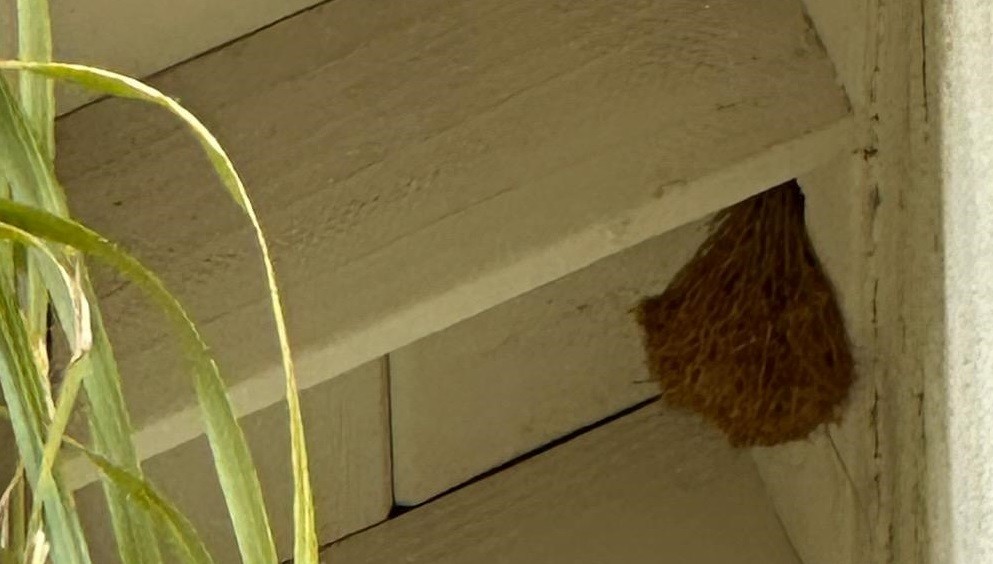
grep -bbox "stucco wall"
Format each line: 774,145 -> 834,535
928,0 -> 993,560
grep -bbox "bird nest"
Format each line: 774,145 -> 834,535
636,180 -> 854,446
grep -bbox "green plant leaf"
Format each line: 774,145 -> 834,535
87,307 -> 167,564
0,417 -> 210,564
0,198 -> 280,563
0,71 -> 162,564
2,26 -> 57,437
0,251 -> 91,564
13,0 -> 57,382
0,223 -> 92,544
63,438 -> 215,564
25,354 -> 91,547
0,181 -> 13,290
15,0 -> 55,159
0,59 -> 60,406
0,60 -> 317,563
0,224 -> 91,359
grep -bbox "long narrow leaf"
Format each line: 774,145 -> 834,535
0,414 -> 212,564
25,358 -> 90,542
15,0 -> 57,375
0,180 -> 13,307
15,0 -> 55,159
0,69 -> 162,564
0,260 -> 90,564
0,223 -> 92,542
0,198 -> 280,563
0,224 -> 91,359
1,48 -> 57,441
9,0 -> 61,375
0,60 -> 316,562
86,306 -> 166,564
0,74 -> 65,215
62,438 -> 215,564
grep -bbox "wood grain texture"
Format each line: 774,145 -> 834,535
390,219 -> 709,504
73,360 -> 392,563
326,405 -> 800,564
54,0 -> 850,474
799,0 -> 869,107
0,0 -> 326,112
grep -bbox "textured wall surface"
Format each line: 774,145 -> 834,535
930,0 -> 993,560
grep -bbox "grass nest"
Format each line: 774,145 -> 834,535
636,180 -> 854,446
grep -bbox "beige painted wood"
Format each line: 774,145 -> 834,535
73,360 -> 392,563
1,0 -> 326,113
326,405 -> 800,564
54,0 -> 850,480
800,0 -> 869,111
751,0 -> 943,562
390,219 -> 708,504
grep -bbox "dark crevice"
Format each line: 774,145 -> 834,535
322,395 -> 663,556
58,0 -> 341,120
393,394 -> 661,511
382,354 -> 399,511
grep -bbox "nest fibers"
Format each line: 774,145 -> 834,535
636,180 -> 854,446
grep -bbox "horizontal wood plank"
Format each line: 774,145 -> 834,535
326,405 -> 800,564
390,218 -> 709,504
1,0 -> 327,113
54,0 -> 851,477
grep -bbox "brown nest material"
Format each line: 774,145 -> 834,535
636,180 -> 854,446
